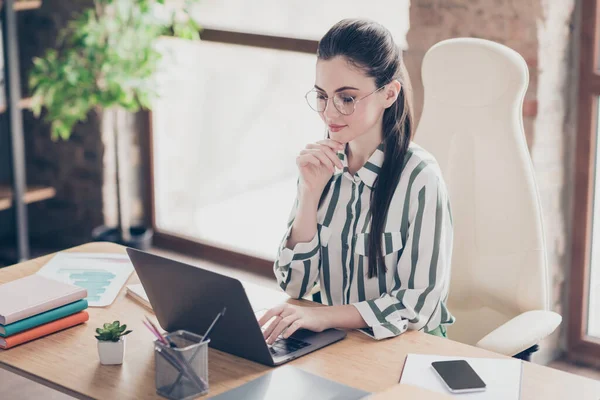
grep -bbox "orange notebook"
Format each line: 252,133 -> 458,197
0,311 -> 89,349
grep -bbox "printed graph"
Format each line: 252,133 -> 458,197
57,269 -> 117,303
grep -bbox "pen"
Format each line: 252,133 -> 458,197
200,307 -> 226,344
145,316 -> 177,347
143,319 -> 169,346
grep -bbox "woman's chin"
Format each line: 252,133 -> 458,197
328,131 -> 347,143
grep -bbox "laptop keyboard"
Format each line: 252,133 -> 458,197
268,336 -> 311,356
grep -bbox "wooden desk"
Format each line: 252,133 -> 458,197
367,384 -> 452,399
0,243 -> 599,399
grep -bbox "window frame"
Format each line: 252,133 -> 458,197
568,0 -> 600,363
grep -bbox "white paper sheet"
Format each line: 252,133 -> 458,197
37,252 -> 134,307
400,354 -> 523,399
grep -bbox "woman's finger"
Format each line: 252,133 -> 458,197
316,139 -> 345,152
296,154 -> 321,168
262,315 -> 284,340
258,304 -> 285,327
306,144 -> 343,169
282,319 -> 303,339
300,149 -> 334,172
267,315 -> 300,344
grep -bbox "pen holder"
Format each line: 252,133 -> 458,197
155,330 -> 210,399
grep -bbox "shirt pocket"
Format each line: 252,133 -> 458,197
354,232 -> 403,257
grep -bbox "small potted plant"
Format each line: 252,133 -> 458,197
95,321 -> 132,365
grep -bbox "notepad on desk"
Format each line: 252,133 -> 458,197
0,274 -> 87,325
0,311 -> 89,349
126,283 -> 152,311
0,274 -> 89,349
400,354 -> 523,399
0,299 -> 88,337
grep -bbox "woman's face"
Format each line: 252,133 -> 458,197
314,56 -> 387,144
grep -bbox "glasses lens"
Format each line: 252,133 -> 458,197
306,90 -> 327,112
333,93 -> 355,115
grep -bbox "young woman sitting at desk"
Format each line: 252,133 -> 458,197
258,18 -> 454,342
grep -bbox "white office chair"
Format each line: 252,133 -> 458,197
414,38 -> 562,359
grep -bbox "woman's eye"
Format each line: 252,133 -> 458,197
341,96 -> 355,103
317,94 -> 327,100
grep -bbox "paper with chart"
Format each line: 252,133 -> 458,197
37,252 -> 134,307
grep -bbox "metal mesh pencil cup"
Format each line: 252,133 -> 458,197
154,330 -> 209,399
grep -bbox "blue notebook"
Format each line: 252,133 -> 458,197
210,365 -> 369,400
0,299 -> 88,337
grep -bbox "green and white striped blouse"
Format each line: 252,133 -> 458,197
274,141 -> 455,339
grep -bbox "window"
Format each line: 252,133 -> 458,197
147,3 -> 410,267
569,0 -> 600,363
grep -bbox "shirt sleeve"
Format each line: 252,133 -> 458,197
273,187 -> 321,299
352,172 -> 453,339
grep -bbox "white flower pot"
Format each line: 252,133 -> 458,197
98,337 -> 126,365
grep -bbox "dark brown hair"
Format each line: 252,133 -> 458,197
317,18 -> 414,278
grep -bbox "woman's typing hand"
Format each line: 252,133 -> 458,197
258,304 -> 326,345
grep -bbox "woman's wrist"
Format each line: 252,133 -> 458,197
298,185 -> 322,206
313,305 -> 367,331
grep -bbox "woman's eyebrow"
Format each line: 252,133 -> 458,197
314,84 -> 360,93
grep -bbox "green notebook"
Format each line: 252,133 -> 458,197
0,299 -> 88,337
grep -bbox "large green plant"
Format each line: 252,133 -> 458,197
29,0 -> 201,140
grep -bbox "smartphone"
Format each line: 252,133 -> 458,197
431,360 -> 486,394
357,320 -> 408,339
357,327 -> 376,339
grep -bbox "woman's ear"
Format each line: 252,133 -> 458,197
383,80 -> 402,109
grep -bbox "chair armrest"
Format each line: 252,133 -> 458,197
475,310 -> 562,356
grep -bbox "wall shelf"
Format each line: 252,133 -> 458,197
1,0 -> 47,263
0,96 -> 32,113
0,0 -> 41,11
0,185 -> 56,211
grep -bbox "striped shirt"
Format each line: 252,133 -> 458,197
273,141 -> 455,339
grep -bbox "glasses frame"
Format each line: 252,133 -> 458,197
305,84 -> 386,116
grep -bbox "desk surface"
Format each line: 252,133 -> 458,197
0,243 -> 598,400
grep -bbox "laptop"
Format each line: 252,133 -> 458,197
126,248 -> 346,366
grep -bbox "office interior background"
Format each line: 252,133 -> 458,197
1,0 -> 600,396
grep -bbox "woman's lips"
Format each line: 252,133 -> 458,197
328,124 -> 347,132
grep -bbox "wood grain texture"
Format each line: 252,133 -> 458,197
367,383 -> 452,399
0,243 -> 598,399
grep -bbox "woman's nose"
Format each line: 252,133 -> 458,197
324,98 -> 341,120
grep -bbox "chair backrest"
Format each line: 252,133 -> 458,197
413,38 -> 550,346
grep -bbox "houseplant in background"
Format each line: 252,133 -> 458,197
96,320 -> 132,365
28,0 -> 201,249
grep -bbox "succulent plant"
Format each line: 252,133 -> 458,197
95,321 -> 132,342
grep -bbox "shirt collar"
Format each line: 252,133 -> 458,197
335,142 -> 385,189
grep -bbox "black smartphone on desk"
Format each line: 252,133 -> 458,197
431,360 -> 486,394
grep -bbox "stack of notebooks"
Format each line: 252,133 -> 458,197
0,274 -> 89,349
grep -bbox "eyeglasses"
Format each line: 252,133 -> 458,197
305,85 -> 385,116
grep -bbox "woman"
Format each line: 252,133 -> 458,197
259,18 -> 454,343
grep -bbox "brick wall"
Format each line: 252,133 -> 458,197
530,0 -> 577,363
406,0 -> 577,363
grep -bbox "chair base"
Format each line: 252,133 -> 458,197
513,344 -> 539,361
